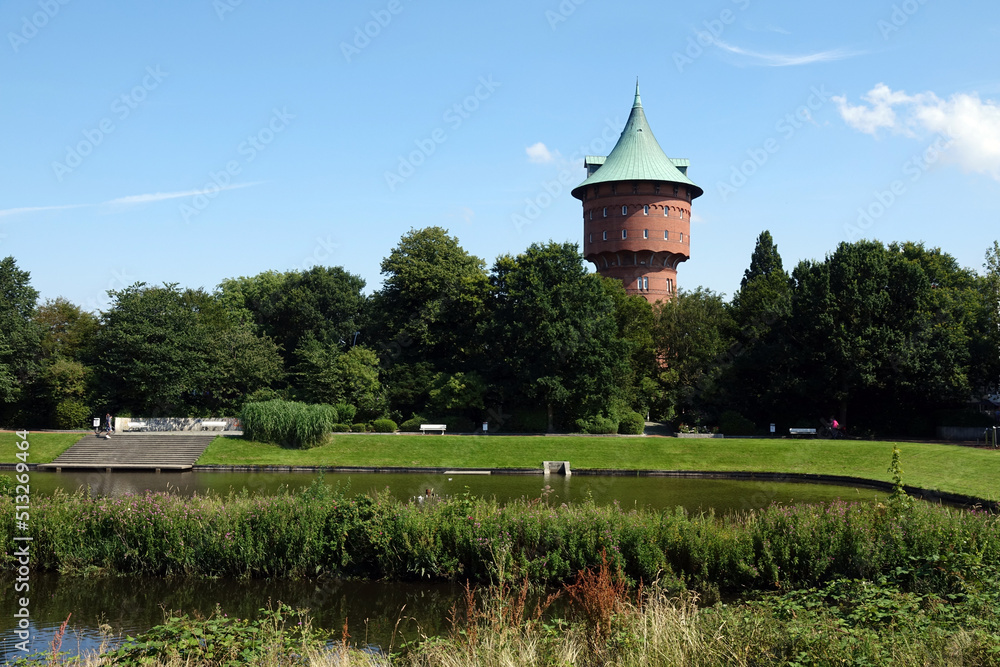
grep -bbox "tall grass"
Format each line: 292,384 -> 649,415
241,399 -> 339,449
4,482 -> 1000,596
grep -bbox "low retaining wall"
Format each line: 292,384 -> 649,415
114,417 -> 240,432
937,426 -> 995,441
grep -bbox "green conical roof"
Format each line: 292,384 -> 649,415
572,82 -> 702,198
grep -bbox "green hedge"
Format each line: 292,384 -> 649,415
372,418 -> 397,433
618,411 -> 645,435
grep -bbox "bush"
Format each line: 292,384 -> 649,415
719,410 -> 756,436
54,399 -> 90,429
576,415 -> 618,434
351,423 -> 368,433
399,415 -> 427,432
617,411 -> 645,435
334,402 -> 357,425
372,418 -> 397,433
331,423 -> 350,433
240,400 -> 337,449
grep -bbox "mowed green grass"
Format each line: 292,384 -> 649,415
0,431 -> 84,464
199,434 -> 1000,501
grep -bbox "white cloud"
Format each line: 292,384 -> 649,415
712,39 -> 863,67
0,204 -> 88,218
525,142 -> 557,164
836,84 -> 1000,181
104,182 -> 260,206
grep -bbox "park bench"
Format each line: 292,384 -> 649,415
201,421 -> 228,431
420,423 -> 447,435
789,428 -> 817,437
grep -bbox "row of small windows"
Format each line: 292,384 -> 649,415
635,277 -> 676,292
588,206 -> 685,219
589,231 -> 686,242
591,183 -> 689,198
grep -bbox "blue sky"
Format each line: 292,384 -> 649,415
3,0 -> 1000,311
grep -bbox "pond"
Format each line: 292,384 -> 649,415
2,471 -> 887,660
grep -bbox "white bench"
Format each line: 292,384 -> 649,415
201,421 -> 228,431
789,428 -> 817,437
127,421 -> 148,431
420,423 -> 447,434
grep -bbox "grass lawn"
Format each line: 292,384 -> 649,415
0,431 -> 84,464
199,434 -> 1000,501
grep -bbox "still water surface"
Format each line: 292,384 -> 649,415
2,471 -> 885,660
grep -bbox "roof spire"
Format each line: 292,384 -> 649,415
633,78 -> 641,108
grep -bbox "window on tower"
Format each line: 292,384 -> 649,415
622,229 -> 627,239
680,210 -> 684,220
643,205 -> 649,215
643,277 -> 649,290
611,184 -> 617,194
663,207 -> 668,217
664,230 -> 669,240
654,184 -> 661,194
602,230 -> 607,241
680,232 -> 685,242
589,210 -> 593,221
621,205 -> 628,216
603,207 -> 607,218
643,229 -> 648,239
588,233 -> 592,243
632,183 -> 638,194
673,185 -> 679,195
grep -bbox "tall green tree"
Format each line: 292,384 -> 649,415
653,288 -> 735,425
486,242 -> 629,431
370,227 -> 489,418
0,257 -> 42,424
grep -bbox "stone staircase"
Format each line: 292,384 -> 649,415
39,433 -> 218,471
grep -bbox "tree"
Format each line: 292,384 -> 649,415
652,288 -> 735,425
486,241 -> 629,431
371,227 -> 489,416
293,341 -> 385,420
95,283 -> 282,416
0,257 -> 42,422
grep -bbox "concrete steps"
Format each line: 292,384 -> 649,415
40,433 -> 217,471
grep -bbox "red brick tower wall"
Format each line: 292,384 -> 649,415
579,180 -> 693,303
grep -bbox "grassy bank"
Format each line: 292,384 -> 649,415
199,434 -> 1000,500
14,550 -> 1000,666
5,480 -> 1000,592
0,431 -> 82,464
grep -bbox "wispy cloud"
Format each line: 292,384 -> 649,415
0,204 -> 88,219
0,182 -> 262,220
104,182 -> 261,206
835,83 -> 1000,181
713,38 -> 863,66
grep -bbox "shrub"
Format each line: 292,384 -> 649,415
617,411 -> 645,435
719,410 -> 756,436
334,402 -> 357,425
399,415 -> 427,432
241,400 -> 337,448
508,409 -> 549,433
331,423 -> 350,433
351,423 -> 368,433
576,415 -> 618,434
54,399 -> 90,429
372,418 -> 398,433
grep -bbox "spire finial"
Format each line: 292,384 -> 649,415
633,78 -> 642,107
